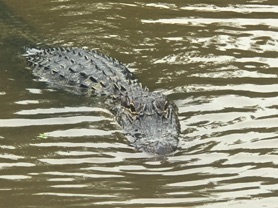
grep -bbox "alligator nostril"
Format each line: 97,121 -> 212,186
155,140 -> 178,155
156,144 -> 170,155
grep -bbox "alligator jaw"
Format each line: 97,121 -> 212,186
133,135 -> 179,155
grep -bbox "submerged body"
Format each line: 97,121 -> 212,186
25,47 -> 180,155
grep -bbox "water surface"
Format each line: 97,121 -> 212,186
1,0 -> 278,207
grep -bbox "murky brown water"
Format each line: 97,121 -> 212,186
1,0 -> 278,207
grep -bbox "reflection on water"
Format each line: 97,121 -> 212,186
1,0 -> 278,207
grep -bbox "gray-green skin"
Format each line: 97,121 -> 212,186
25,47 -> 180,155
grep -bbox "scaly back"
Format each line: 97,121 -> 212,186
25,47 -> 140,97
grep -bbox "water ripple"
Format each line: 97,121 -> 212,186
1,1 -> 278,207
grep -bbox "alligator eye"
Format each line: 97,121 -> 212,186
153,100 -> 163,114
121,95 -> 130,107
121,96 -> 138,115
129,102 -> 137,114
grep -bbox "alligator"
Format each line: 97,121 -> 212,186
0,0 -> 180,155
24,47 -> 180,155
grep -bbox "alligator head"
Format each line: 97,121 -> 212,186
115,90 -> 180,155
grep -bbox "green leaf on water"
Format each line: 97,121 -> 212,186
37,133 -> 49,139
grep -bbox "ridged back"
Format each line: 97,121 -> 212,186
25,47 -> 140,97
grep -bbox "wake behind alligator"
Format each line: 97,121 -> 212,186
24,47 -> 180,155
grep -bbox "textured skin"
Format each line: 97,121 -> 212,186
25,47 -> 180,155
25,47 -> 138,96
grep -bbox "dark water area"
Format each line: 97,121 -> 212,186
1,0 -> 278,207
